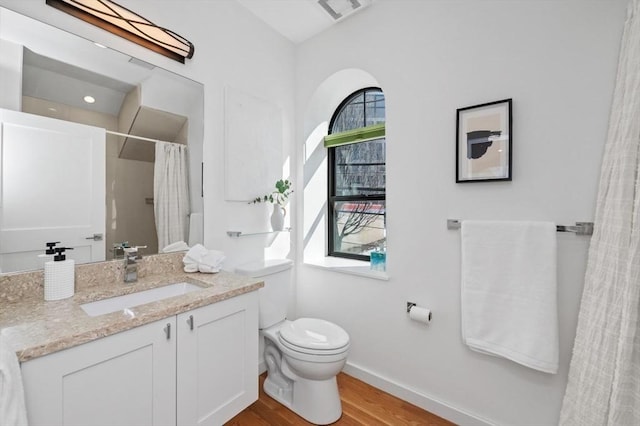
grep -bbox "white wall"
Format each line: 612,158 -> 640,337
295,1 -> 627,425
0,0 -> 296,270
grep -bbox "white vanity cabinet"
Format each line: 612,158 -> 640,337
21,316 -> 177,426
21,291 -> 259,426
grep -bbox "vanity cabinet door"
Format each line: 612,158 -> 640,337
176,291 -> 259,426
21,317 -> 177,426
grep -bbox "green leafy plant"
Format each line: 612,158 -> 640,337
250,179 -> 293,206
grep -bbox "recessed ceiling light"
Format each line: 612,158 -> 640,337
94,42 -> 107,49
47,107 -> 57,112
84,95 -> 96,104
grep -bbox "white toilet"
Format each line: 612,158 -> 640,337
235,259 -> 350,425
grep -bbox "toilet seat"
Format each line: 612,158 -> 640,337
278,318 -> 350,356
279,335 -> 349,356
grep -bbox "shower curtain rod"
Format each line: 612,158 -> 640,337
106,130 -> 184,146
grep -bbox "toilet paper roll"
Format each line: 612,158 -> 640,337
409,306 -> 432,324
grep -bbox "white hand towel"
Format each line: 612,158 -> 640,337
461,220 -> 559,374
183,244 -> 208,264
198,249 -> 225,273
182,244 -> 225,274
183,261 -> 198,273
198,263 -> 219,274
183,244 -> 207,273
201,250 -> 225,267
0,335 -> 28,426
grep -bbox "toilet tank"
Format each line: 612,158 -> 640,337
235,259 -> 293,328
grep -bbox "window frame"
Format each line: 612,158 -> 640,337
327,87 -> 385,261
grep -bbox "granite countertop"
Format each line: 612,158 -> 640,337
0,253 -> 263,362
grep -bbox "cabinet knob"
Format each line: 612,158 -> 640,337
187,315 -> 194,331
164,323 -> 171,340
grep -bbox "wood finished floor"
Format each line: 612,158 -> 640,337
225,373 -> 455,426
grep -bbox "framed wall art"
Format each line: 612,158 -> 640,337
456,98 -> 512,183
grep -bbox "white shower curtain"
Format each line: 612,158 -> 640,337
560,1 -> 640,424
154,142 -> 190,251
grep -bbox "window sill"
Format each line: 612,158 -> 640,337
303,257 -> 389,281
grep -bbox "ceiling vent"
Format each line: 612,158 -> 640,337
317,0 -> 371,22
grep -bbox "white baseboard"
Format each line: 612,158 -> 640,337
342,362 -> 495,426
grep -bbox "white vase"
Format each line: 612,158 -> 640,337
270,204 -> 285,231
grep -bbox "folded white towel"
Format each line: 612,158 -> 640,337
461,220 -> 559,374
0,334 -> 28,426
162,241 -> 190,253
200,250 -> 225,270
183,244 -> 225,274
197,263 -> 219,274
184,244 -> 208,264
183,262 -> 198,273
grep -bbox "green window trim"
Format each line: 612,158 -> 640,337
323,123 -> 385,148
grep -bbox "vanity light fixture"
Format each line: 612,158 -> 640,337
46,0 -> 195,63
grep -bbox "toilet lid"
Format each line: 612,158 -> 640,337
278,318 -> 349,351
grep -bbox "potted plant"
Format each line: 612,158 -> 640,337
250,179 -> 293,231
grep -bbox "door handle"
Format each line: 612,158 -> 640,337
85,233 -> 103,241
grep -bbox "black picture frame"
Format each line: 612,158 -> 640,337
456,98 -> 512,183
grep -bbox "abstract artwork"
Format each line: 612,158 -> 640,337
456,99 -> 512,182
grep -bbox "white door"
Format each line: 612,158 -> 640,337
0,109 -> 105,272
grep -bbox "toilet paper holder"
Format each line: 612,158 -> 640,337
407,301 -> 432,321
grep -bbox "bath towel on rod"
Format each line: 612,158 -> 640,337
461,220 -> 559,374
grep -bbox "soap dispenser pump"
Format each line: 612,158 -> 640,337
38,241 -> 60,267
45,241 -> 59,255
44,247 -> 75,301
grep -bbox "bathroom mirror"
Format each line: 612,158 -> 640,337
0,6 -> 204,274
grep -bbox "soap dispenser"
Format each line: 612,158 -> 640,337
44,247 -> 75,301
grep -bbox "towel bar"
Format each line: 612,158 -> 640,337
446,219 -> 594,236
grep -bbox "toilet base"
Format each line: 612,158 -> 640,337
263,374 -> 293,408
263,372 -> 342,425
260,321 -> 347,425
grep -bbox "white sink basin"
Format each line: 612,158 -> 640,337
81,282 -> 203,317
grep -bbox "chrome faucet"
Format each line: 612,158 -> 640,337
123,246 -> 146,283
112,241 -> 129,260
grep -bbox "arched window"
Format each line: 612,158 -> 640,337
325,87 -> 386,261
